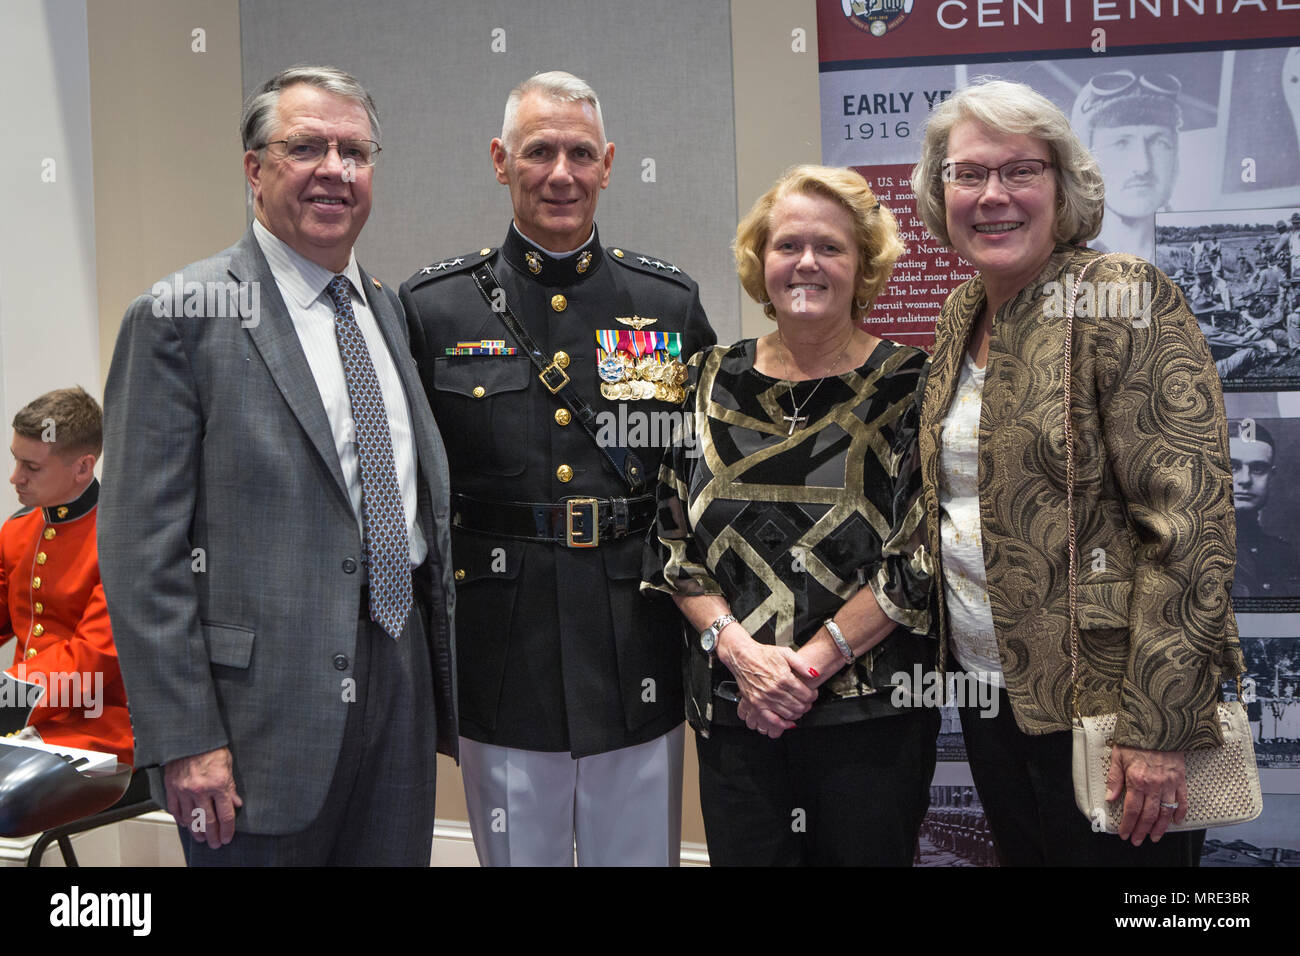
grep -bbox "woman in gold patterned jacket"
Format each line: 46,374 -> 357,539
910,79 -> 1244,866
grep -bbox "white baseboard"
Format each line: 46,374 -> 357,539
2,812 -> 710,867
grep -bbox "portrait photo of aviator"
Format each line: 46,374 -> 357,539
990,52 -> 1222,262
1226,419 -> 1300,609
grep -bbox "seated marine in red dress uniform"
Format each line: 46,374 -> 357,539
1,387 -> 133,764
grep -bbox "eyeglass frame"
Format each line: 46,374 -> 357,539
941,158 -> 1054,191
255,134 -> 382,168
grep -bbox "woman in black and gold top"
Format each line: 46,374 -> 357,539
641,165 -> 938,866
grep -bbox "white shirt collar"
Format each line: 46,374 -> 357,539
253,219 -> 368,309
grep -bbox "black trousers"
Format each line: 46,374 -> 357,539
181,601 -> 438,866
957,681 -> 1203,867
696,708 -> 939,866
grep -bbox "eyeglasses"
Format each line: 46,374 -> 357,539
1231,460 -> 1272,477
1075,71 -> 1181,115
258,134 -> 381,167
941,159 -> 1053,190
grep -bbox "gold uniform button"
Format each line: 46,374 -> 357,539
32,624 -> 44,638
472,386 -> 486,398
25,648 -> 37,660
553,350 -> 570,369
36,552 -> 47,565
613,249 -> 625,258
34,603 -> 43,615
43,528 -> 55,540
479,248 -> 492,257
556,464 -> 574,483
454,569 -> 466,582
554,408 -> 572,426
551,294 -> 567,312
32,577 -> 41,590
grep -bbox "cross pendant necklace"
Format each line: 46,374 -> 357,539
778,326 -> 856,435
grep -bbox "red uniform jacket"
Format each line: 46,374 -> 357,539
2,480 -> 133,763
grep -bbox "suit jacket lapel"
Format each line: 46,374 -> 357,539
230,230 -> 352,508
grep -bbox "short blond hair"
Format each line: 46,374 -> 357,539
734,165 -> 903,319
910,78 -> 1105,248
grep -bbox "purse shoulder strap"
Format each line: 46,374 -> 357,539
1064,254 -> 1106,720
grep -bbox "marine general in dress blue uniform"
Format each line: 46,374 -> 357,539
400,70 -> 715,866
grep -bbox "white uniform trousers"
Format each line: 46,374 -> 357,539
460,725 -> 684,866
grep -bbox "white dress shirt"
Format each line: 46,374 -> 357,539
253,220 -> 427,566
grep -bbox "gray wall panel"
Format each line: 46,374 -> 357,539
240,0 -> 740,340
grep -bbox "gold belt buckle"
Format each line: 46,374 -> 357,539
539,362 -> 570,394
565,497 -> 599,548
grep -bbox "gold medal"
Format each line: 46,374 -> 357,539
654,382 -> 669,401
601,382 -> 618,400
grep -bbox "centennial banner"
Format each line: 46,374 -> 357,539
819,0 -> 1300,867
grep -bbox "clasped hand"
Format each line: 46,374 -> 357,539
720,629 -> 818,739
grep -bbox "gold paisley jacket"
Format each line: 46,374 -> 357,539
918,244 -> 1245,752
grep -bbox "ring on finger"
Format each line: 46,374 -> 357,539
1159,801 -> 1179,810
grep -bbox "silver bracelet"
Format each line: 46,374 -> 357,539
825,618 -> 853,665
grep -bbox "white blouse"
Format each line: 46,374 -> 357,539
937,353 -> 1003,687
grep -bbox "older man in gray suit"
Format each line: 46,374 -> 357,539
99,66 -> 457,866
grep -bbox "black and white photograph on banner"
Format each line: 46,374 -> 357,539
1221,46 -> 1300,204
916,785 -> 995,867
1156,209 -> 1300,392
1238,638 -> 1300,768
936,703 -> 966,761
1202,794 -> 1300,866
1218,413 -> 1300,610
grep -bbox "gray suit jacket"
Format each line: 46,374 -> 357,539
99,228 -> 458,835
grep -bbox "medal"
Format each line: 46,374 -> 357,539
598,355 -> 625,383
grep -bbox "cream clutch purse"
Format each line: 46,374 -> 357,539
1071,704 -> 1263,833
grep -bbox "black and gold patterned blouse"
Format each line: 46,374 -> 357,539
641,338 -> 935,735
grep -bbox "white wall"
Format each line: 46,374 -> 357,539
0,0 -> 101,517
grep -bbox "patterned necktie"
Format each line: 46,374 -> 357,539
326,274 -> 411,639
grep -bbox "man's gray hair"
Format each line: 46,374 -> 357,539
500,71 -> 605,153
241,65 -> 381,152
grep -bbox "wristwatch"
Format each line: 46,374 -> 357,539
698,614 -> 736,653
